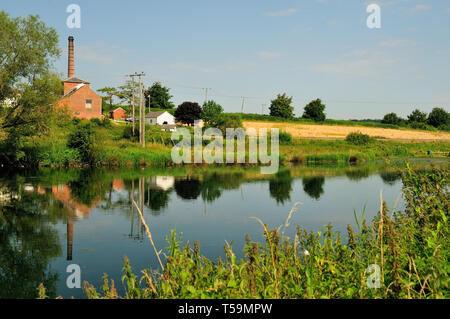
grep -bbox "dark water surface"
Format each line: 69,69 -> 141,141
0,159 -> 448,298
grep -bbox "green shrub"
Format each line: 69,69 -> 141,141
279,131 -> 293,145
345,132 -> 372,145
67,122 -> 103,164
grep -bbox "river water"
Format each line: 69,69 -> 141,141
0,158 -> 447,298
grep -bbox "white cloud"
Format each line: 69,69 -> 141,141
168,62 -> 216,73
411,4 -> 431,12
310,52 -> 403,77
76,46 -> 115,65
379,39 -> 420,47
265,8 -> 298,17
258,51 -> 281,59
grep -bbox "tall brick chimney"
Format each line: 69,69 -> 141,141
68,36 -> 75,78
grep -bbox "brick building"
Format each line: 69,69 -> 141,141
57,36 -> 103,119
109,107 -> 127,120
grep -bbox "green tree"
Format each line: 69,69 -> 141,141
97,87 -> 117,113
407,109 -> 427,124
115,80 -> 135,109
381,112 -> 403,125
269,170 -> 293,204
67,121 -> 103,164
144,82 -> 174,109
427,107 -> 449,128
302,176 -> 325,200
201,100 -> 223,126
216,114 -> 243,134
0,12 -> 61,147
174,101 -> 202,125
302,98 -> 326,122
269,93 -> 294,118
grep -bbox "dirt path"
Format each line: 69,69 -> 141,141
243,121 -> 450,141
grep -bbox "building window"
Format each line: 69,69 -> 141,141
85,99 -> 92,109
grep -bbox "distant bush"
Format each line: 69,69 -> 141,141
345,132 -> 372,145
71,118 -> 81,125
216,114 -> 243,134
67,122 -> 104,164
427,107 -> 449,128
90,118 -> 102,126
381,113 -> 404,125
122,125 -> 139,140
302,98 -> 326,122
279,131 -> 293,145
408,122 -> 436,131
407,109 -> 427,124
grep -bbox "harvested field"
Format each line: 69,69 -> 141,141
243,121 -> 450,141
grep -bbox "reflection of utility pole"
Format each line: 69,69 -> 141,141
130,180 -> 135,238
67,219 -> 73,261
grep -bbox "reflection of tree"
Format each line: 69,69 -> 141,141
0,184 -> 61,298
146,189 -> 172,213
302,176 -> 325,200
345,168 -> 370,181
68,169 -> 109,206
380,171 -> 401,185
269,170 -> 293,204
174,178 -> 201,200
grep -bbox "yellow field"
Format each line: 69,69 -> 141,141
243,121 -> 450,141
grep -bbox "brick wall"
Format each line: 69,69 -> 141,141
58,84 -> 103,119
110,108 -> 127,120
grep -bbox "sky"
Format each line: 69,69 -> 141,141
2,0 -> 450,119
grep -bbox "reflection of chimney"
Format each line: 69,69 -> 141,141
68,36 -> 75,78
67,219 -> 73,261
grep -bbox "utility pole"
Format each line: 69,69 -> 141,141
126,74 -> 137,136
138,73 -> 145,148
261,104 -> 266,115
203,88 -> 212,105
127,72 -> 145,144
241,96 -> 246,113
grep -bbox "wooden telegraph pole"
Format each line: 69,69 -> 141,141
127,72 -> 145,145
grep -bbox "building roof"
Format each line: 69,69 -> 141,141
145,111 -> 171,118
111,107 -> 126,113
63,76 -> 89,84
61,83 -> 86,99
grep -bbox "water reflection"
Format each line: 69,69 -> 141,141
302,176 -> 325,200
269,170 -> 293,204
0,160 -> 446,298
0,180 -> 61,298
379,171 -> 401,185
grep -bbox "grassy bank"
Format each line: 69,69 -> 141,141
42,165 -> 448,299
3,117 -> 449,168
280,138 -> 450,164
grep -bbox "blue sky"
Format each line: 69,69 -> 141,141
2,0 -> 450,119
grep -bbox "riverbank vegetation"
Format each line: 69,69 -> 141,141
61,165 -> 449,299
0,11 -> 448,169
2,114 -> 448,168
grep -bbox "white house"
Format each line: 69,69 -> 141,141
145,111 -> 175,126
